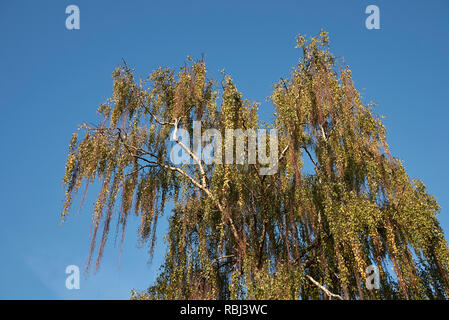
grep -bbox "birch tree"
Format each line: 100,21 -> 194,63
62,31 -> 449,299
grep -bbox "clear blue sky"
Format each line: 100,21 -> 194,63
0,0 -> 448,299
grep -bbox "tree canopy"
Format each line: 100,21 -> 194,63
62,31 -> 449,299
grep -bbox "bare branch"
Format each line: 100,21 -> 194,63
148,110 -> 175,126
278,145 -> 289,162
172,118 -> 207,188
306,275 -> 344,300
302,145 -> 319,169
319,124 -> 327,141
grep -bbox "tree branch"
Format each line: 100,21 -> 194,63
302,145 -> 318,169
172,118 -> 207,188
116,119 -> 245,258
278,144 -> 289,162
306,274 -> 344,300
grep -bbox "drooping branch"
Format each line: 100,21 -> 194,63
115,117 -> 245,256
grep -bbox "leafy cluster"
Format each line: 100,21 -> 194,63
63,31 -> 449,299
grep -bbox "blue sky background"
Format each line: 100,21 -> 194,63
0,0 -> 448,299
